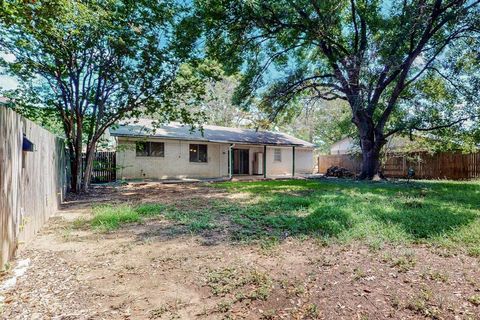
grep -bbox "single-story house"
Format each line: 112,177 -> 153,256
110,120 -> 315,180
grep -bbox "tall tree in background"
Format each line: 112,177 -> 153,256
277,100 -> 354,153
198,75 -> 281,129
198,0 -> 480,179
197,74 -> 251,127
0,0 -> 203,192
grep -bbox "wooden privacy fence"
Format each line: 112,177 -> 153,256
318,151 -> 480,180
82,151 -> 116,183
0,107 -> 67,267
318,154 -> 362,175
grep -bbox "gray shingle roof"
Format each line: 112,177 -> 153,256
110,119 -> 315,148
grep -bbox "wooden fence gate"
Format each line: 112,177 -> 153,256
82,151 -> 116,183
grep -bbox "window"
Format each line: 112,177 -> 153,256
136,141 -> 164,157
274,148 -> 282,162
189,144 -> 208,163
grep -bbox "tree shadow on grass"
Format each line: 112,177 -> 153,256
230,205 -> 354,241
370,203 -> 478,239
130,193 -> 353,244
127,179 -> 479,246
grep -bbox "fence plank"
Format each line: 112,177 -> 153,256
0,107 -> 67,267
318,151 -> 480,180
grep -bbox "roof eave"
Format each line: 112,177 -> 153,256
112,133 -> 314,148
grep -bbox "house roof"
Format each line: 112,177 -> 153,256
110,119 -> 315,148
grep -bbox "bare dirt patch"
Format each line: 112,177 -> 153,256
2,182 -> 479,319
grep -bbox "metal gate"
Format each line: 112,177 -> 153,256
82,151 -> 116,183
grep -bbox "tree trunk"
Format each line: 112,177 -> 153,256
359,144 -> 381,180
68,121 -> 84,193
71,151 -> 83,192
81,141 -> 98,192
69,153 -> 79,192
68,150 -> 83,192
67,143 -> 83,193
358,132 -> 388,180
351,108 -> 387,180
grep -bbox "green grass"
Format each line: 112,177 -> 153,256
134,203 -> 165,216
163,208 -> 218,232
89,202 -> 216,232
212,179 -> 480,255
91,203 -> 165,231
87,179 -> 480,256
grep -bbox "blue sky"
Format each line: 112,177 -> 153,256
0,75 -> 17,90
0,53 -> 17,91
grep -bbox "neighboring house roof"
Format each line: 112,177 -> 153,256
110,119 -> 315,148
330,137 -> 358,154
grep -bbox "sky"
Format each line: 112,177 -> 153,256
0,52 -> 17,91
0,75 -> 18,90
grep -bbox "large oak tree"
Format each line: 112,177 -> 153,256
197,0 -> 480,179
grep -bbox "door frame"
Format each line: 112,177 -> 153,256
232,148 -> 250,175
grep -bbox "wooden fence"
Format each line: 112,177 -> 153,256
318,154 -> 362,175
318,151 -> 480,180
82,151 -> 116,183
0,107 -> 67,267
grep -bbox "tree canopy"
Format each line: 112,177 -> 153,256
0,0 -> 205,191
197,0 -> 480,178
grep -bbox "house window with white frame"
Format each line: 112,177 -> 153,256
273,148 -> 282,162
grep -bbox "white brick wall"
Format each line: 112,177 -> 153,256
116,138 -> 314,179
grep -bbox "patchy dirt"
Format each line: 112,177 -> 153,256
2,183 -> 480,319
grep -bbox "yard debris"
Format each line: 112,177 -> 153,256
325,166 -> 355,178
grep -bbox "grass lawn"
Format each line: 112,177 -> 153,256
90,178 -> 480,256
90,203 -> 165,231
